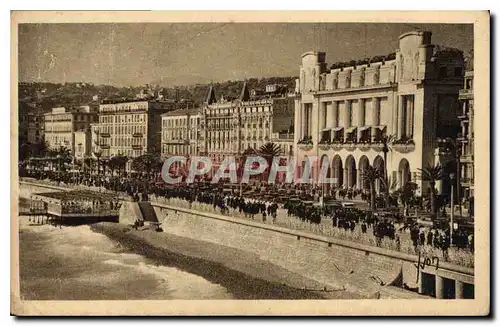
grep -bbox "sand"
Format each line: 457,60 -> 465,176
90,222 -> 361,300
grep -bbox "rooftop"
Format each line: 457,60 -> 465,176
161,107 -> 201,117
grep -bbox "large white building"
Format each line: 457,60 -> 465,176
200,83 -> 294,172
44,105 -> 98,154
293,31 -> 464,195
96,100 -> 173,158
161,108 -> 202,158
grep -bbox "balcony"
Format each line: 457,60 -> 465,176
318,141 -> 332,151
460,154 -> 474,163
132,132 -> 143,138
297,137 -> 313,151
460,178 -> 474,187
99,144 -> 110,149
459,88 -> 473,99
369,142 -> 384,151
100,133 -> 110,138
341,141 -> 357,151
132,145 -> 143,150
331,139 -> 344,150
357,140 -> 372,151
392,138 -> 416,153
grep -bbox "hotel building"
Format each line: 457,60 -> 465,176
458,56 -> 474,203
201,83 -> 294,169
96,100 -> 173,158
161,108 -> 202,158
44,106 -> 98,154
293,31 -> 464,195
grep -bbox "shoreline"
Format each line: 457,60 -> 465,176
90,222 -> 362,300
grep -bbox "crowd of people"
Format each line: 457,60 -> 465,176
60,200 -> 121,214
21,170 -> 474,260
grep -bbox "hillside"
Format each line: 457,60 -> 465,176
18,76 -> 298,111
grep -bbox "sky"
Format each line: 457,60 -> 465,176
18,23 -> 473,87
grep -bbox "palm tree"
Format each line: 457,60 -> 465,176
361,165 -> 384,212
418,163 -> 446,218
92,151 -> 102,175
382,175 -> 399,207
380,134 -> 395,205
393,181 -> 418,216
258,142 -> 282,181
83,156 -> 93,174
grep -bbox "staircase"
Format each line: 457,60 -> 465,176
138,201 -> 159,223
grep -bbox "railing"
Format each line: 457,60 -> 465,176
275,134 -> 294,140
459,89 -> 473,98
460,155 -> 474,163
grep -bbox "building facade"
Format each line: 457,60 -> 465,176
161,108 -> 202,158
293,31 -> 464,195
201,83 -> 294,169
19,103 -> 45,146
271,131 -> 294,156
44,106 -> 98,154
73,130 -> 92,161
458,57 -> 474,201
96,100 -> 172,158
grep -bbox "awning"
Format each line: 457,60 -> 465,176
359,126 -> 371,131
346,126 -> 357,133
333,126 -> 344,131
321,127 -> 332,132
374,125 -> 387,130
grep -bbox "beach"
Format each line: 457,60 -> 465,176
18,215 -> 360,300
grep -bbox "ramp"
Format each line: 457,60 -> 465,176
118,201 -> 143,225
138,201 -> 159,223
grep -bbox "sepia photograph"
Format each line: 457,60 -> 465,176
10,11 -> 490,316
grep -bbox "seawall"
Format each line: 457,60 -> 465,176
90,222 -> 361,299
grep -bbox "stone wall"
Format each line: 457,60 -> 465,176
152,204 -> 423,298
17,181 -> 69,199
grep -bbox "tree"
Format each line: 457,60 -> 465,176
83,156 -> 94,173
380,134 -> 395,205
109,154 -> 128,177
361,165 -> 384,212
52,146 -> 73,173
418,163 -> 446,218
258,142 -> 282,180
131,153 -> 162,177
383,175 -> 399,207
92,151 -> 102,175
393,181 -> 418,216
19,140 -> 31,162
31,139 -> 49,158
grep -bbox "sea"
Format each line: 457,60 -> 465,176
18,201 -> 234,300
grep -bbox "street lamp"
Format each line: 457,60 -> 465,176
450,172 -> 456,246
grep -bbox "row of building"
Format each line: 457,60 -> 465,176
25,30 -> 473,200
